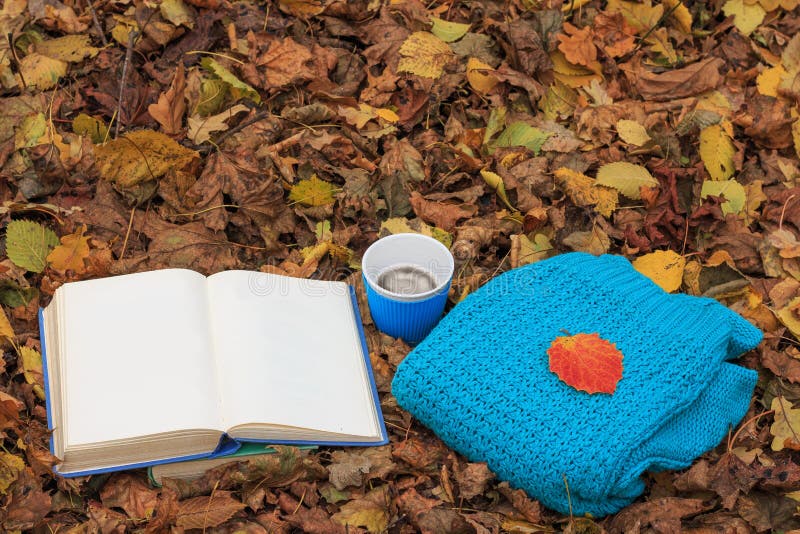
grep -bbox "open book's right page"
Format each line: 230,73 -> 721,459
206,271 -> 381,440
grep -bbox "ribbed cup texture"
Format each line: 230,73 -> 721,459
364,275 -> 450,345
392,253 -> 762,517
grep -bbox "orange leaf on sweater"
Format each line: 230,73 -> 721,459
547,333 -> 623,394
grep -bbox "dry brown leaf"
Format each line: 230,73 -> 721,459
622,57 -> 724,101
148,65 -> 187,136
409,191 -> 478,231
100,473 -> 159,520
47,225 -> 90,273
176,490 -> 246,529
254,37 -> 315,88
556,22 -> 597,67
553,167 -> 618,217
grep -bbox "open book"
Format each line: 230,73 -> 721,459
39,269 -> 387,476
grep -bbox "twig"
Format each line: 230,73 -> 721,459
119,206 -> 136,261
7,33 -> 26,90
727,409 -> 774,452
115,30 -> 139,138
86,0 -> 108,46
634,1 -> 682,53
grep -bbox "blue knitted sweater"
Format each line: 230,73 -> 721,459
391,253 -> 761,516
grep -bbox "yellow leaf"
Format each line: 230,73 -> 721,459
94,130 -> 199,187
550,50 -> 602,88
777,296 -> 800,339
466,57 -> 498,94
793,117 -> 800,160
47,225 -> 91,273
606,0 -> 663,33
480,170 -> 515,211
510,233 -> 552,267
632,250 -> 686,293
757,65 -> 786,97
397,31 -> 454,79
18,346 -> 45,400
0,452 -> 24,495
663,0 -> 693,33
14,112 -> 50,149
0,307 -> 14,344
72,113 -> 108,143
430,17 -> 470,43
699,123 -> 736,181
160,0 -> 194,28
379,218 -> 452,247
338,104 -> 398,129
17,53 -> 67,90
616,119 -> 651,146
563,227 -> 611,255
700,179 -> 747,215
288,175 -> 337,206
722,0 -> 766,35
33,35 -> 99,63
770,397 -> 800,451
553,167 -> 618,217
187,104 -> 249,144
539,81 -> 577,120
595,162 -> 658,199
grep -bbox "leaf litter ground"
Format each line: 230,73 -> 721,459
2,0 -> 800,531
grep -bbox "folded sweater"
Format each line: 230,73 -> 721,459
391,253 -> 761,516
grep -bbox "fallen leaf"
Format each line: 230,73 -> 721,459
556,22 -> 597,68
466,57 -> 499,94
608,497 -> 707,532
253,37 -> 315,89
547,333 -> 624,394
489,122 -> 551,155
409,191 -> 477,231
700,123 -> 736,181
72,113 -> 108,143
94,130 -> 199,187
288,175 -> 337,207
188,104 -> 249,144
563,226 -> 611,255
18,346 -> 44,400
17,53 -> 67,90
596,161 -> 658,199
722,0 -> 766,35
623,57 -> 724,101
453,462 -> 494,500
770,396 -> 800,451
201,57 -> 260,103
632,250 -> 686,293
47,224 -> 91,273
397,31 -> 454,79
278,0 -> 325,18
0,307 -> 14,344
176,490 -> 246,529
430,17 -> 470,43
701,180 -> 746,215
5,220 -> 60,273
0,452 -> 25,495
159,0 -> 195,28
148,65 -> 187,136
758,65 -> 786,97
553,167 -> 618,217
616,119 -> 651,146
33,35 -> 99,63
510,233 -> 552,267
480,170 -> 514,211
332,486 -> 389,533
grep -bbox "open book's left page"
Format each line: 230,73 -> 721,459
49,269 -> 224,449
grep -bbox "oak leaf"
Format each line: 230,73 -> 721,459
548,333 -> 624,394
556,23 -> 597,67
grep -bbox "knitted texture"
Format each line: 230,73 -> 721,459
391,253 -> 762,516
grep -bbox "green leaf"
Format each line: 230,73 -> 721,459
490,122 -> 551,155
699,123 -> 735,181
595,162 -> 658,199
0,280 -> 38,308
701,179 -> 746,215
201,57 -> 260,104
5,220 -> 59,273
482,106 -> 507,147
430,17 -> 470,43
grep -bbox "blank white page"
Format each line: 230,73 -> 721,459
206,271 -> 378,437
59,269 -> 223,446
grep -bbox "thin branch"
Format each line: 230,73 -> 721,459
86,0 -> 108,46
115,30 -> 139,138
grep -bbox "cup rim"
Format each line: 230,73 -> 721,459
362,233 -> 454,302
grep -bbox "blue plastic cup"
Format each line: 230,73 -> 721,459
362,233 -> 454,345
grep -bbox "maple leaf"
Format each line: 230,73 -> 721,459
556,23 -> 597,68
47,224 -> 91,273
547,333 -> 624,394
